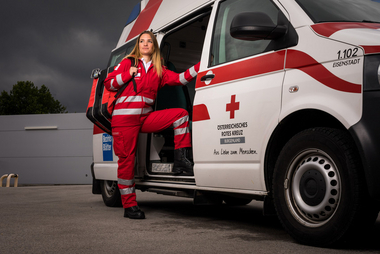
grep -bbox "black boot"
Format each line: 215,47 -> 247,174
124,206 -> 145,219
173,147 -> 194,176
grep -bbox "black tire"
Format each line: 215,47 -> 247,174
272,128 -> 376,247
223,196 -> 252,206
100,180 -> 122,207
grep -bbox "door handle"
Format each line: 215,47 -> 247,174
200,74 -> 215,82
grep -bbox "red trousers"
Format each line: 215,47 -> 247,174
112,108 -> 191,208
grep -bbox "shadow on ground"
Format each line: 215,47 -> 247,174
134,197 -> 380,251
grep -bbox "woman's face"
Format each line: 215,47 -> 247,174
139,33 -> 154,57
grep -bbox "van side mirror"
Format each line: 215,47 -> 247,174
90,68 -> 102,79
230,12 -> 287,41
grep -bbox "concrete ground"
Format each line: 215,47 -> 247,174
0,185 -> 379,254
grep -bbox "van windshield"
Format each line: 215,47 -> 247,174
107,39 -> 136,68
296,0 -> 380,23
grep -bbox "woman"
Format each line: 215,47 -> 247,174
104,31 -> 200,219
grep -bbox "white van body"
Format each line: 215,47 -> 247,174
90,0 -> 380,246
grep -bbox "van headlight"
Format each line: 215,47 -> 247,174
364,54 -> 380,91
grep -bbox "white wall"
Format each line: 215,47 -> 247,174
0,113 -> 93,185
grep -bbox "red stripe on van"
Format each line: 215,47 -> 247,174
87,78 -> 97,109
286,50 -> 361,93
311,22 -> 380,38
93,124 -> 106,135
361,45 -> 380,54
196,50 -> 286,89
126,0 -> 163,42
193,104 -> 210,122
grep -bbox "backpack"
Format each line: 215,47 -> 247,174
86,58 -> 136,135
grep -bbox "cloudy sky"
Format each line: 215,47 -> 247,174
0,0 -> 140,113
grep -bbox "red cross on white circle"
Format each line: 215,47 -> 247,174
226,95 -> 240,119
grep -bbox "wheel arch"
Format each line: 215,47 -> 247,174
264,109 -> 347,193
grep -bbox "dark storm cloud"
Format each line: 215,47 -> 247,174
0,0 -> 140,112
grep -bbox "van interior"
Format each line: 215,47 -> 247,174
148,12 -> 211,177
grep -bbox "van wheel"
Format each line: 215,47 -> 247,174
100,180 -> 122,207
223,196 -> 252,206
272,128 -> 375,247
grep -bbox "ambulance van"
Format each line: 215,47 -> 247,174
89,0 -> 380,246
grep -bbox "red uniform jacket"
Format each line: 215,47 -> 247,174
104,58 -> 200,128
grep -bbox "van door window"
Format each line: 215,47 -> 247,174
211,0 -> 280,66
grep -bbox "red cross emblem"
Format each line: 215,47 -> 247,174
226,95 -> 240,119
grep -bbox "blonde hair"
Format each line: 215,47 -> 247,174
125,31 -> 163,77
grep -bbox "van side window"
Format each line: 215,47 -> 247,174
210,0 -> 280,66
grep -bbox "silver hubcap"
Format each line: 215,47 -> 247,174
285,149 -> 341,227
104,181 -> 117,198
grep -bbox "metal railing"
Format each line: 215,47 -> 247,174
0,174 -> 19,187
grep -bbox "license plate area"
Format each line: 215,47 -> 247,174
151,163 -> 173,173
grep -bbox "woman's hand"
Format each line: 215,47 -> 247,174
130,67 -> 138,76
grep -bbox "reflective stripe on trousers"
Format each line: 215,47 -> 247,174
120,186 -> 135,195
113,107 -> 153,116
173,115 -> 189,136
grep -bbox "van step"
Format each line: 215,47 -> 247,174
146,188 -> 194,198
